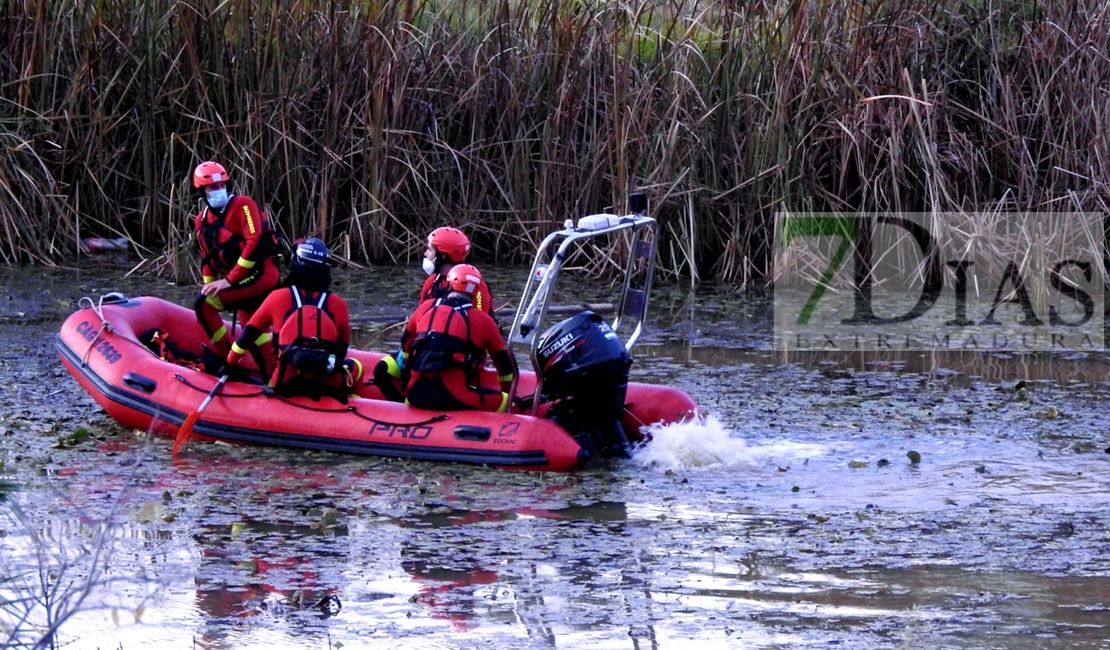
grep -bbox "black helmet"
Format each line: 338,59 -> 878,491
292,238 -> 330,273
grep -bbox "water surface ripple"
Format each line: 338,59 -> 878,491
2,265 -> 1108,649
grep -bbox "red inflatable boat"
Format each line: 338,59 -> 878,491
56,204 -> 699,471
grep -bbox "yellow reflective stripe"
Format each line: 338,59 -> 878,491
236,257 -> 256,269
230,341 -> 248,355
497,373 -> 514,383
383,355 -> 402,378
203,275 -> 216,283
243,205 -> 257,234
211,325 -> 228,344
206,294 -> 224,310
254,332 -> 271,345
498,392 -> 509,413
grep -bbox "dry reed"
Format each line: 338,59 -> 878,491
0,0 -> 1107,285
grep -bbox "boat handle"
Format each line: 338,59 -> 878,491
123,372 -> 157,393
453,425 -> 491,442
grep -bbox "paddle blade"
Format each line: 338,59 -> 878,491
173,411 -> 201,456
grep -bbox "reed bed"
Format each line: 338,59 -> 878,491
1,0 -> 1108,284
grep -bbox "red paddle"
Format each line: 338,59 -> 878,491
173,374 -> 228,456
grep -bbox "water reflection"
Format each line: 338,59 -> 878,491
394,508 -> 509,632
391,493 -> 634,635
666,561 -> 1110,649
774,348 -> 1110,385
8,263 -> 1110,649
192,515 -> 344,648
639,339 -> 1110,385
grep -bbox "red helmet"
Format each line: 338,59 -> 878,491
446,264 -> 482,296
193,161 -> 229,189
428,227 -> 470,264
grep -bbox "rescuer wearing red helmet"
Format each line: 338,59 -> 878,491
400,264 -> 516,413
419,227 -> 495,315
372,226 -> 497,401
191,161 -> 281,371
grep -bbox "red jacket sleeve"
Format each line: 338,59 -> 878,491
329,294 -> 352,358
475,311 -> 514,382
401,299 -> 433,355
419,275 -> 437,302
473,279 -> 496,316
224,195 -> 269,285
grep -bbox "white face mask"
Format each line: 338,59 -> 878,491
422,257 -> 436,276
206,188 -> 230,210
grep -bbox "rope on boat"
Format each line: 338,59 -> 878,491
174,373 -> 266,398
357,413 -> 450,427
76,293 -> 161,365
76,294 -> 118,367
262,391 -> 451,427
621,405 -> 645,429
172,373 -> 449,427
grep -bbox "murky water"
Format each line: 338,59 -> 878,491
3,260 -> 1110,649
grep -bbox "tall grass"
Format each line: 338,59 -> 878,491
1,0 -> 1107,284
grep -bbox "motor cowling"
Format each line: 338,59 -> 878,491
535,311 -> 633,458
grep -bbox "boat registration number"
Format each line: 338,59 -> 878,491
75,320 -> 123,364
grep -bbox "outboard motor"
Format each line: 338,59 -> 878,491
535,311 -> 633,458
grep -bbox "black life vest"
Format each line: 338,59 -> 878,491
277,286 -> 341,374
198,199 -> 282,272
428,274 -> 450,300
410,298 -> 484,376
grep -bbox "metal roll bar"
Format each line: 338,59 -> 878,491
507,193 -> 658,413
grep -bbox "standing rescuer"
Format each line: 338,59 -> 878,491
191,161 -> 280,372
403,264 -> 516,413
